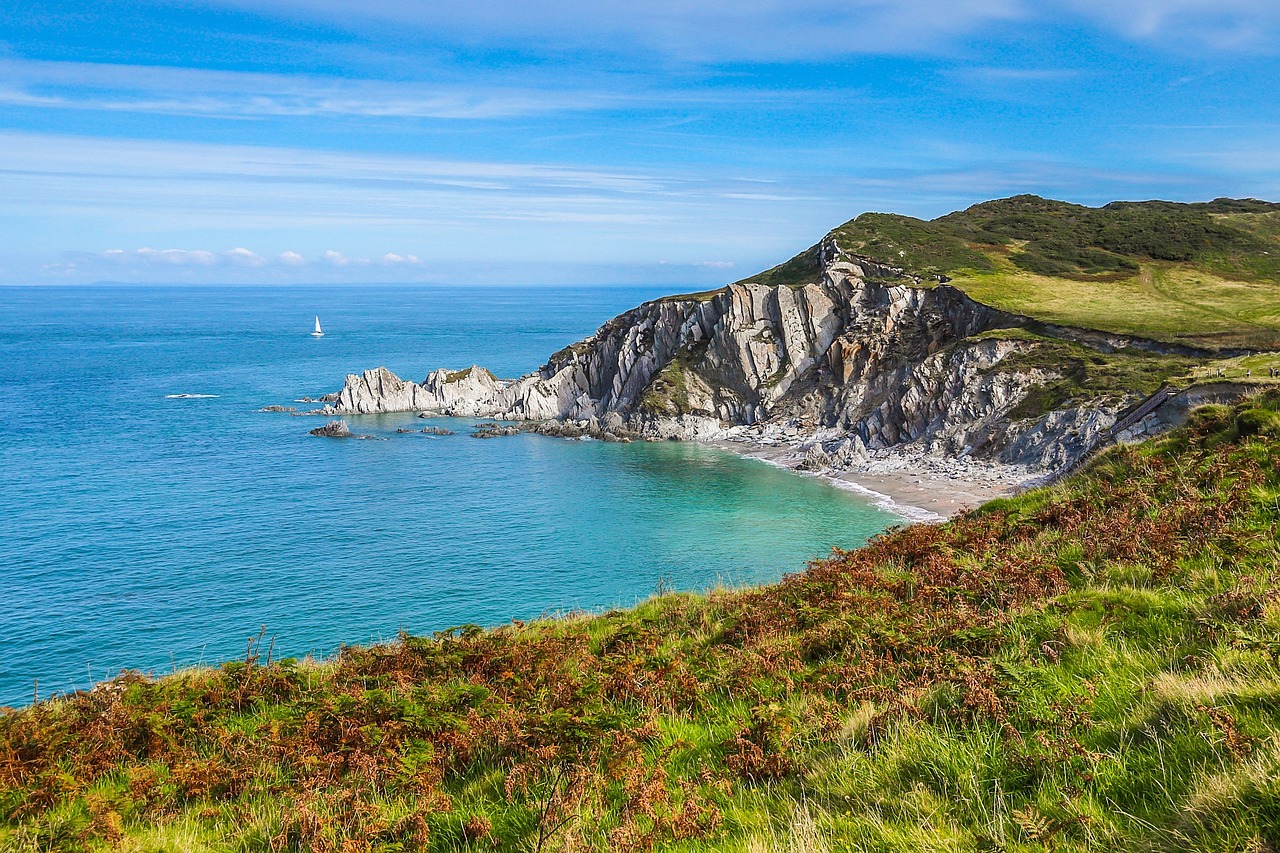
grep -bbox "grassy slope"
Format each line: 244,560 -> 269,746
6,395 -> 1280,851
740,196 -> 1280,351
951,261 -> 1280,352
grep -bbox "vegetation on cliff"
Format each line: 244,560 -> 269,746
972,329 -> 1201,420
742,195 -> 1280,350
5,391 -> 1280,851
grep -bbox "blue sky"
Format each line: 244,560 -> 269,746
1,1 -> 1278,285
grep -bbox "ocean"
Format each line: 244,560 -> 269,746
0,285 -> 899,707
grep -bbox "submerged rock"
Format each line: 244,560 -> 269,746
259,405 -> 295,413
393,426 -> 455,435
471,423 -> 523,439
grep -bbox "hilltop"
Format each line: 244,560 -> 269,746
743,195 -> 1280,351
5,391 -> 1280,851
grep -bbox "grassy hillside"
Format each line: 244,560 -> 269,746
741,196 -> 1280,350
6,393 -> 1280,851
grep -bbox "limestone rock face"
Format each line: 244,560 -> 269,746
320,246 -> 1188,473
331,366 -> 507,415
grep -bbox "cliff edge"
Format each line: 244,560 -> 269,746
318,236 -> 1224,482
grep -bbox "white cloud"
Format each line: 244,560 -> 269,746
60,242 -> 440,279
224,247 -> 266,266
105,247 -> 220,266
36,243 -> 448,283
694,260 -> 734,269
97,247 -> 275,268
380,252 -> 422,264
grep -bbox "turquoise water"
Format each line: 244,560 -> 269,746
0,285 -> 898,707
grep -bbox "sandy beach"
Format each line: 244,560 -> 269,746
708,438 -> 1029,522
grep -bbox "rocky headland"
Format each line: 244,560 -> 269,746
308,237 -> 1243,517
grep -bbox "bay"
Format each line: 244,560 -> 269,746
0,284 -> 898,707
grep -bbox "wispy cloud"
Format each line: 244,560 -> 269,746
0,130 -> 675,207
0,58 -> 859,124
1,118 -> 1272,286
1062,0 -> 1280,51
197,0 -> 1028,62
1156,134 -> 1280,180
0,59 -> 633,120
954,67 -> 1083,84
191,0 -> 1280,59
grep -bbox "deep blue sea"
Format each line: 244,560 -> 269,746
0,285 -> 898,707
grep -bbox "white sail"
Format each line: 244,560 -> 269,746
311,316 -> 324,337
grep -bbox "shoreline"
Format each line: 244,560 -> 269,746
706,436 -> 1030,522
308,406 -> 1033,522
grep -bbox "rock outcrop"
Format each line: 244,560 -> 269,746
310,420 -> 353,437
317,243 -> 1197,473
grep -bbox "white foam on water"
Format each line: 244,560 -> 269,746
727,447 -> 943,524
165,393 -> 220,399
824,475 -> 945,523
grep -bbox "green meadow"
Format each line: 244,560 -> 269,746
746,196 -> 1280,352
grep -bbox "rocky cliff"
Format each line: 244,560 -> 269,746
320,241 -> 1199,474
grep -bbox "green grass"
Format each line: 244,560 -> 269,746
656,288 -> 728,304
639,358 -> 694,415
737,246 -> 826,289
638,341 -> 713,416
952,262 -> 1280,350
737,195 -> 1280,351
828,212 -> 996,278
1193,352 -> 1280,384
442,367 -> 480,384
8,394 -> 1280,851
939,195 -> 1279,276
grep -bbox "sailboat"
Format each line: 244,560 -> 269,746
311,316 -> 324,338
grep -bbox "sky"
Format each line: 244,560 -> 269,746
1,1 -> 1278,285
